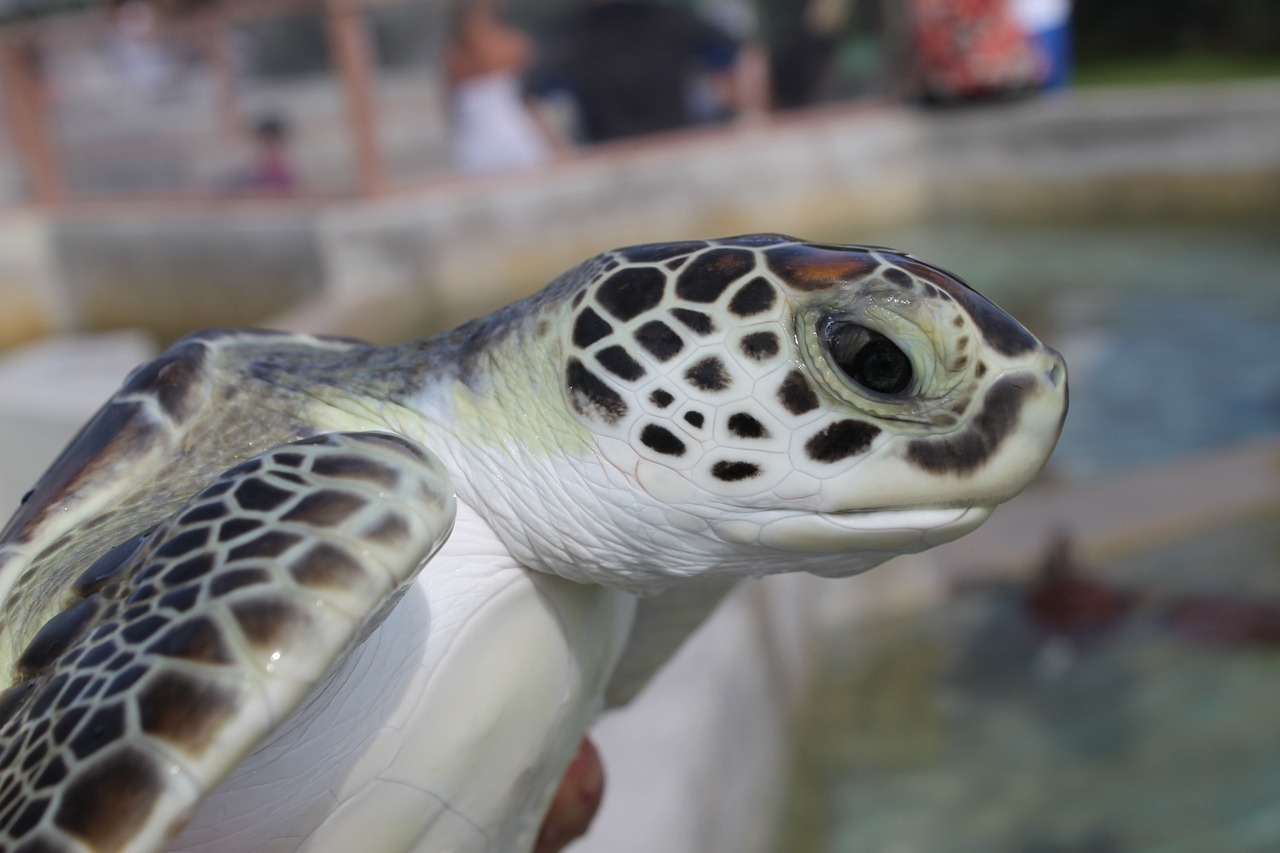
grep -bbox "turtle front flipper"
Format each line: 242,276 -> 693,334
0,432 -> 455,853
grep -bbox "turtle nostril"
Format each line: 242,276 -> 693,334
1042,350 -> 1066,389
1047,361 -> 1065,389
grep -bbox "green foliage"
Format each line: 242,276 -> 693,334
1074,54 -> 1280,87
1074,0 -> 1280,60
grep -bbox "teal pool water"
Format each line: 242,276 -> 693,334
777,219 -> 1280,853
781,514 -> 1280,853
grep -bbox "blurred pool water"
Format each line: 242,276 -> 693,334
776,219 -> 1280,853
780,515 -> 1280,853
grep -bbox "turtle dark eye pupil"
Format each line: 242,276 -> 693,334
826,323 -> 913,396
850,338 -> 912,394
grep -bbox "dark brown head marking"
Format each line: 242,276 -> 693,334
727,277 -> 778,317
573,308 -> 613,348
883,268 -> 914,289
777,370 -> 819,416
635,321 -> 684,361
805,420 -> 881,463
674,248 -> 756,302
596,345 -> 646,381
566,358 -> 628,425
670,308 -> 715,336
684,357 -> 731,392
740,331 -> 780,361
596,267 -> 666,321
649,389 -> 675,409
711,460 -> 761,481
727,413 -> 769,439
906,375 -> 1030,474
640,424 -> 686,457
683,411 -> 705,429
764,244 -> 879,292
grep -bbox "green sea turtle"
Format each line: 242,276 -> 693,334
0,234 -> 1067,852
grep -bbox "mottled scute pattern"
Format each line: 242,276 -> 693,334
0,432 -> 454,853
561,235 -> 1046,502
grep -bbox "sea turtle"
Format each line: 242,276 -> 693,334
0,234 -> 1067,853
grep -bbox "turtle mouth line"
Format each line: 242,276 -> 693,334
815,503 -> 996,539
827,500 -> 978,515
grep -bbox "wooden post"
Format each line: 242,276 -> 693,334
0,40 -> 64,205
325,0 -> 385,196
204,7 -> 243,143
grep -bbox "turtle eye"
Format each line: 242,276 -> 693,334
825,322 -> 913,396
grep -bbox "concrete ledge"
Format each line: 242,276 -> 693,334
924,82 -> 1280,220
4,81 -> 1279,348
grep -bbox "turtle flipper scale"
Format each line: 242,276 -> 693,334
0,431 -> 456,853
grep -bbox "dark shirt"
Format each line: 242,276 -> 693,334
531,1 -> 738,143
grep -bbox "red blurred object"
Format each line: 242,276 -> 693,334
908,0 -> 1046,102
1025,535 -> 1134,640
1024,533 -> 1280,651
1162,596 -> 1280,649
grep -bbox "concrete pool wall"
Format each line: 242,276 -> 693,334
1,80 -> 1278,348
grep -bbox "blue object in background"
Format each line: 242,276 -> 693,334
1032,20 -> 1072,89
1012,0 -> 1072,89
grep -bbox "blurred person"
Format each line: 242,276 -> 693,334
768,0 -> 844,110
446,0 -> 552,174
691,0 -> 768,123
108,0 -> 178,99
906,0 -> 1045,104
1011,0 -> 1071,90
223,114 -> 298,196
529,0 -> 743,144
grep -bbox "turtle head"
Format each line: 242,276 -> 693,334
556,234 -> 1066,586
